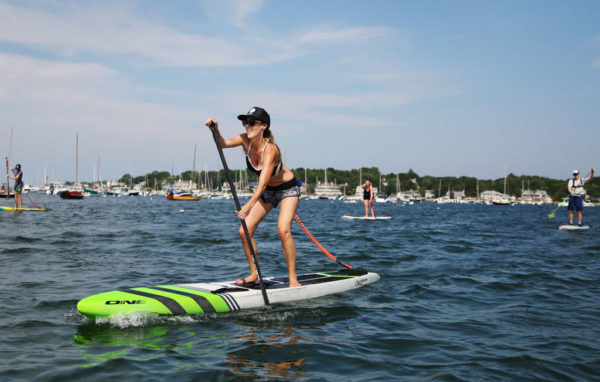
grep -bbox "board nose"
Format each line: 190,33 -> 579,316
76,296 -> 98,318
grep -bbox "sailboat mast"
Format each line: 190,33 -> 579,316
75,132 -> 79,185
192,144 -> 197,189
503,165 -> 507,195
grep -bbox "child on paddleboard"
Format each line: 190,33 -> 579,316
568,169 -> 594,226
205,107 -> 302,287
5,158 -> 24,209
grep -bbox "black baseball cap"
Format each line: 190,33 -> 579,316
237,107 -> 270,128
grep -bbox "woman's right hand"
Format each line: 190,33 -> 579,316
205,118 -> 218,129
236,201 -> 254,220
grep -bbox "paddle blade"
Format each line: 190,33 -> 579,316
548,213 -> 555,219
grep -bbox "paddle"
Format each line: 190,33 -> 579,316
207,122 -> 270,306
548,197 -> 568,219
3,157 -> 7,196
5,128 -> 13,198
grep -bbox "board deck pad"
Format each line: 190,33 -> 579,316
342,215 -> 391,220
77,268 -> 380,318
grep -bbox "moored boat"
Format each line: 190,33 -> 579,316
166,191 -> 201,201
61,132 -> 84,200
58,189 -> 84,199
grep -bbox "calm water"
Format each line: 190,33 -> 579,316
1,194 -> 599,381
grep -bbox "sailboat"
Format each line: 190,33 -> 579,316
84,156 -> 103,196
0,185 -> 12,198
492,166 -> 510,205
166,147 -> 201,201
59,132 -> 84,200
436,179 -> 450,203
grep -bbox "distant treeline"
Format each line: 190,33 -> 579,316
112,167 -> 599,201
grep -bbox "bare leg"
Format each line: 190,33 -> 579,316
569,210 -> 574,225
237,199 -> 273,284
578,211 -> 583,225
363,200 -> 368,217
370,200 -> 375,217
277,196 -> 301,287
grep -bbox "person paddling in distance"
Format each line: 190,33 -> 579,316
362,180 -> 375,217
567,169 -> 594,226
205,107 -> 302,288
5,158 -> 24,209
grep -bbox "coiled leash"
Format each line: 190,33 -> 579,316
294,214 -> 352,269
26,193 -> 43,209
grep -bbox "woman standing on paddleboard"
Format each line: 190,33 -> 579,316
362,180 -> 375,217
205,107 -> 301,288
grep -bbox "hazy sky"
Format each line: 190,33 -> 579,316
1,0 -> 598,184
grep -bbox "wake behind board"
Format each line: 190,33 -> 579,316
0,206 -> 46,211
342,215 -> 391,220
77,268 -> 380,318
558,224 -> 590,231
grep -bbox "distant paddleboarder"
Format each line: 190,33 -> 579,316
567,169 -> 594,226
362,180 -> 375,217
205,107 -> 302,288
6,158 -> 24,209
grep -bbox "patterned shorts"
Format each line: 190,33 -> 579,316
261,179 -> 301,207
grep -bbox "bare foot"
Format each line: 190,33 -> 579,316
234,275 -> 258,286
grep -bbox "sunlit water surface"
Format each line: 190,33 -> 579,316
1,195 -> 599,381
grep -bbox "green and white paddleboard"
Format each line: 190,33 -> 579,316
77,269 -> 380,318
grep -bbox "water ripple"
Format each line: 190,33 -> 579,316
0,196 -> 599,380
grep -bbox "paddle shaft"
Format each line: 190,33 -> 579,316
208,122 -> 270,306
550,197 -> 568,214
5,128 -> 13,196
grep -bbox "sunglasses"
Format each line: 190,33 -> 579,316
242,119 -> 263,127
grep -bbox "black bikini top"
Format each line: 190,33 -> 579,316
245,142 -> 282,177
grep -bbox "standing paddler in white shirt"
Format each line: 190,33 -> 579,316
567,169 -> 594,226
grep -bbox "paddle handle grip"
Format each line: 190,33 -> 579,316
208,122 -> 242,211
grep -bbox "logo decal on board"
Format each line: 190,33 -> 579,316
105,300 -> 145,305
